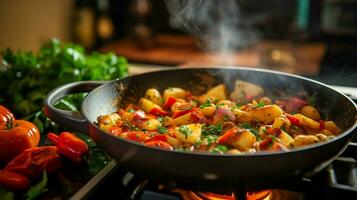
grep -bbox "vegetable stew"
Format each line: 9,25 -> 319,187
97,81 -> 341,154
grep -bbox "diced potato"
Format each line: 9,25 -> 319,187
291,135 -> 319,147
166,135 -> 183,147
145,88 -> 162,105
300,105 -> 320,121
200,106 -> 216,117
278,130 -> 295,146
248,105 -> 283,123
165,112 -> 195,126
98,113 -> 121,130
163,87 -> 186,100
217,100 -> 236,107
174,124 -> 202,144
324,121 -> 340,134
315,133 -> 328,141
231,130 -> 256,151
199,84 -> 227,103
230,80 -> 264,102
232,108 -> 253,123
142,119 -> 161,131
139,98 -> 161,113
226,149 -> 242,155
294,114 -> 320,129
320,129 -> 333,136
171,101 -> 195,112
259,97 -> 272,105
272,116 -> 291,130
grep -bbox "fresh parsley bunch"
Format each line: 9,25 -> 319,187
0,38 -> 128,117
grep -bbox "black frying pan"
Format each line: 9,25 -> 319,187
43,67 -> 357,191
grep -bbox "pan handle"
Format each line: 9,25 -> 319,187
43,81 -> 108,134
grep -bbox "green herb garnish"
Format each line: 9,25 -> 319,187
200,100 -> 212,108
179,125 -> 192,138
202,123 -> 222,136
157,116 -> 165,123
157,126 -> 168,134
255,102 -> 265,108
127,108 -> 135,113
211,145 -> 228,153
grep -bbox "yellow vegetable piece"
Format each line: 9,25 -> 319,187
142,119 -> 161,131
163,87 -> 186,100
166,112 -> 195,126
231,130 -> 256,151
174,124 -> 202,144
249,105 -> 283,123
144,88 -> 162,105
278,130 -> 295,146
294,114 -> 320,129
139,98 -> 161,113
301,105 -> 321,121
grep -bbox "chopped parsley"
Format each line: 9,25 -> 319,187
202,123 -> 222,136
200,100 -> 212,108
127,108 -> 135,113
240,123 -> 252,129
157,126 -> 168,134
240,123 -> 261,140
211,145 -> 228,153
255,102 -> 265,108
179,125 -> 192,138
235,103 -> 241,108
202,134 -> 218,145
157,116 -> 165,123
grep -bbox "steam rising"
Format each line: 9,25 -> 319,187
164,0 -> 259,53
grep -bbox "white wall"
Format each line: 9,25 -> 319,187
0,0 -> 73,51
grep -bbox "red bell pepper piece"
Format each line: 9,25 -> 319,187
218,127 -> 238,144
286,114 -> 300,126
47,132 -> 88,163
108,126 -> 123,136
0,170 -> 30,190
149,107 -> 168,116
145,140 -> 173,150
172,109 -> 192,119
259,136 -> 274,150
126,131 -> 150,142
5,146 -> 61,177
145,134 -> 167,143
319,120 -> 325,130
163,96 -> 177,109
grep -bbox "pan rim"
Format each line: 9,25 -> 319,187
82,66 -> 357,158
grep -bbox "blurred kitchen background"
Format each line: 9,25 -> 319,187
0,0 -> 356,86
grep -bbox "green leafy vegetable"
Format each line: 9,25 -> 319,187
25,172 -> 48,200
0,38 -> 128,117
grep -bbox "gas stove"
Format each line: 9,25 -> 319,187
70,142 -> 357,200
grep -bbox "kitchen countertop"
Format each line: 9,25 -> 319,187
102,34 -> 326,75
